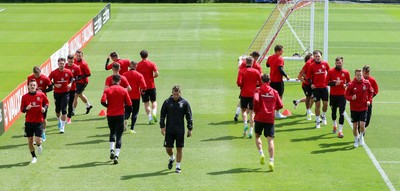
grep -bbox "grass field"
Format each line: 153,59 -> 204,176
0,3 -> 399,190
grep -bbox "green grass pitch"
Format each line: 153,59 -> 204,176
0,3 -> 399,190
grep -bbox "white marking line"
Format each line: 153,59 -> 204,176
0,8 -> 5,13
379,161 -> 400,164
344,111 -> 395,191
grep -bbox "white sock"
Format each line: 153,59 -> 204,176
152,109 -> 156,116
176,162 -> 181,168
57,117 -> 61,123
250,127 -> 253,133
170,154 -> 175,161
115,148 -> 120,157
110,142 -> 115,151
339,124 -> 343,132
322,112 -> 326,118
333,121 -> 337,127
270,158 -> 274,163
316,116 -> 320,123
61,120 -> 66,128
296,100 -> 300,104
244,121 -> 248,127
307,109 -> 312,114
148,114 -> 152,120
72,108 -> 76,113
259,150 -> 264,156
85,102 -> 90,107
235,107 -> 241,115
354,136 -> 358,141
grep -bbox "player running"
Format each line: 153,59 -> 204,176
105,51 -> 130,75
65,54 -> 81,124
73,50 -> 93,115
293,53 -> 315,120
361,65 -> 379,136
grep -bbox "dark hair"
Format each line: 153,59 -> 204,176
110,52 -> 118,58
261,74 -> 270,83
67,54 -> 74,59
313,50 -> 322,56
112,74 -> 121,83
33,66 -> 41,74
245,56 -> 253,67
304,53 -> 313,62
250,51 -> 260,58
172,85 -> 181,92
28,79 -> 37,84
335,56 -> 343,62
75,50 -> 83,54
363,65 -> 370,73
112,63 -> 120,70
130,61 -> 138,69
355,69 -> 362,75
140,50 -> 148,59
58,57 -> 66,62
274,45 -> 283,53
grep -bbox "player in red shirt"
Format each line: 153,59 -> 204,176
345,69 -> 373,148
234,51 -> 263,122
49,57 -> 74,133
65,54 -> 81,124
101,75 -> 133,164
104,63 -> 131,91
362,65 -> 379,132
73,50 -> 93,115
266,45 -> 290,119
253,74 -> 283,172
306,50 -> 330,128
123,61 -> 147,134
326,57 -> 351,138
237,57 -> 263,138
136,50 -> 159,124
27,66 -> 53,141
21,80 -> 49,163
293,53 -> 315,120
105,52 -> 130,75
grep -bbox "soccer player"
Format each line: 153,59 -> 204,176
237,57 -> 263,138
65,54 -> 81,124
293,53 -> 315,120
253,74 -> 283,172
306,50 -> 330,128
326,57 -> 350,138
101,75 -> 132,164
105,51 -> 130,75
21,80 -> 49,163
362,65 -> 379,131
27,66 -> 52,141
345,69 -> 373,148
104,63 -> 131,91
73,50 -> 93,115
48,57 -> 74,133
234,51 -> 263,121
160,85 -> 193,173
136,50 -> 159,124
266,45 -> 290,119
123,61 -> 147,134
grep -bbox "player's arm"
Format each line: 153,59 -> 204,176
253,90 -> 260,113
105,58 -> 111,70
236,71 -> 242,87
159,100 -> 168,129
326,72 -> 336,86
153,70 -> 159,78
100,91 -> 108,107
278,66 -> 289,80
185,101 -> 193,137
42,95 -> 49,113
345,83 -> 354,101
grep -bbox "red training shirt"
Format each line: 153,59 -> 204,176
239,60 -> 263,74
48,68 -> 73,93
345,78 -> 373,111
105,75 -> 130,89
266,54 -> 284,83
74,58 -> 91,84
64,63 -> 81,91
106,59 -> 130,75
253,83 -> 283,124
136,59 -> 158,89
101,85 -> 132,116
21,91 -> 49,123
123,69 -> 147,99
326,68 -> 351,96
299,59 -> 314,86
306,61 -> 330,88
237,67 -> 262,97
27,74 -> 51,95
365,75 -> 379,102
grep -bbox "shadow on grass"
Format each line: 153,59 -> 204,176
59,161 -> 112,169
208,120 -> 238,126
0,143 -> 26,150
311,141 -> 355,154
96,126 -> 109,129
87,133 -> 109,138
201,135 -> 244,142
65,139 -> 107,146
120,169 -> 174,180
208,168 -> 270,175
71,117 -> 106,122
11,134 -> 25,139
0,161 -> 30,169
275,126 -> 316,133
291,133 -> 334,142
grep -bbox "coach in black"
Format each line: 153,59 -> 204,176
160,85 -> 193,173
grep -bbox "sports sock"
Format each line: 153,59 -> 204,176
354,136 -> 358,141
296,100 -> 300,104
259,150 -> 264,156
339,124 -> 343,132
85,102 -> 90,107
322,112 -> 326,118
61,120 -> 66,128
72,108 -> 76,113
152,109 -> 156,116
110,142 -> 115,151
235,107 -> 241,115
307,109 -> 312,114
170,154 -> 175,161
244,121 -> 248,127
270,158 -> 274,163
115,148 -> 120,157
148,114 -> 152,120
31,151 -> 36,158
333,121 -> 337,127
316,116 -> 320,123
176,162 -> 181,169
250,127 -> 253,133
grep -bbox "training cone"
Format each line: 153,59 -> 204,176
282,109 -> 292,116
98,110 -> 107,116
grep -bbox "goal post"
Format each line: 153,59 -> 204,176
246,0 -> 329,81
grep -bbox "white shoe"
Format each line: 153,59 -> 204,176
322,117 -> 327,125
306,113 -> 312,120
275,112 -> 287,119
315,123 -> 321,129
37,145 -> 43,154
354,139 -> 359,148
31,157 -> 37,164
60,126 -> 65,134
310,112 -> 315,116
359,136 -> 365,146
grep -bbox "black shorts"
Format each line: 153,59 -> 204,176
240,96 -> 253,110
25,122 -> 43,137
329,95 -> 346,109
75,83 -> 88,94
164,132 -> 184,148
302,85 -> 313,97
351,110 -> 367,123
254,121 -> 275,138
107,115 -> 124,131
270,82 -> 284,97
54,92 -> 69,115
141,88 -> 156,102
312,87 -> 328,102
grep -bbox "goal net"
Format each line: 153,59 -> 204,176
246,0 -> 328,81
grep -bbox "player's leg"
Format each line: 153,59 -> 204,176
34,123 -> 43,155
108,116 -> 116,160
351,111 -> 360,148
67,91 -> 75,124
254,121 -> 265,165
234,98 -> 241,122
113,115 -> 124,164
130,99 -> 140,133
330,95 -> 338,133
42,110 -> 48,141
142,90 -> 153,124
175,133 -> 184,173
358,111 -> 367,146
313,89 -> 321,128
337,96 -> 346,138
248,98 -> 254,138
124,105 -> 132,133
164,133 -> 175,170
365,104 -> 372,128
59,93 -> 69,133
321,88 -> 329,125
26,123 -> 37,163
149,89 -> 158,122
240,97 -> 249,136
54,93 -> 62,131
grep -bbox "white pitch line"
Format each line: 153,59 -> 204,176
344,111 -> 395,191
